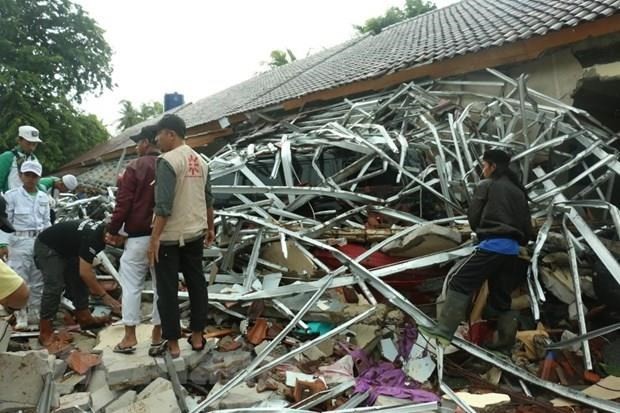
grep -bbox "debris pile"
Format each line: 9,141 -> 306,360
2,68 -> 620,412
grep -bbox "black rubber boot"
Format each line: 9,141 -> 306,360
419,289 -> 470,346
485,310 -> 519,353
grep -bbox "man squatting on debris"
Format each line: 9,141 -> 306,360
421,149 -> 533,351
35,220 -> 122,346
148,114 -> 215,359
3,160 -> 50,330
106,124 -> 163,354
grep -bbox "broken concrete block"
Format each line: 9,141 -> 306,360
444,391 -> 510,408
55,373 -> 86,396
0,350 -> 51,410
87,367 -> 118,412
208,381 -> 285,410
350,324 -> 380,348
0,319 -> 9,352
381,223 -> 461,258
104,390 -> 136,413
111,378 -> 179,413
189,349 -> 252,385
92,385 -> 118,413
53,358 -> 68,380
57,392 -> 91,413
97,325 -> 188,390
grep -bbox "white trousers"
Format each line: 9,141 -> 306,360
119,236 -> 160,326
8,237 -> 43,310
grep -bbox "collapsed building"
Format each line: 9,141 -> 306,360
3,0 -> 620,412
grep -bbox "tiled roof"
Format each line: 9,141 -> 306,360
64,0 -> 620,168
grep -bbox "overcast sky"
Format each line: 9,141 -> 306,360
75,0 -> 460,133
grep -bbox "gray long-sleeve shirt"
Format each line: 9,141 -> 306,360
154,158 -> 213,217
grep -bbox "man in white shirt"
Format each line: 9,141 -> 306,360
3,160 -> 51,329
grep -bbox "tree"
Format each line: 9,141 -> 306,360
0,0 -> 113,171
267,49 -> 297,68
355,0 -> 436,34
117,100 -> 164,131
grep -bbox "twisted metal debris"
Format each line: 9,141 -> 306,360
182,68 -> 620,412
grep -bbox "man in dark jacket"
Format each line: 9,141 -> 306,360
421,149 -> 533,351
106,125 -> 162,353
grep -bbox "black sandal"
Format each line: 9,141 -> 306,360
187,336 -> 206,351
148,339 -> 168,357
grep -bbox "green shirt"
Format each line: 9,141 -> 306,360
38,176 -> 59,193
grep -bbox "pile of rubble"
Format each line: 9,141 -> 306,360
2,68 -> 620,412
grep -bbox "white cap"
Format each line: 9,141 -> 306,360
62,174 -> 78,191
20,160 -> 43,176
18,125 -> 42,143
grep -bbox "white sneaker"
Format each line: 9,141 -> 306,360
28,308 -> 40,325
15,309 -> 28,330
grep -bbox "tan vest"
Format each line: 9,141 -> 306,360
159,144 -> 209,244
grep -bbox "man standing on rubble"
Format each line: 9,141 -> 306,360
421,149 -> 532,352
3,160 -> 51,330
0,125 -> 43,260
35,220 -> 122,347
148,114 -> 215,358
106,125 -> 163,354
0,195 -> 29,311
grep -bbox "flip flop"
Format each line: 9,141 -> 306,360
148,339 -> 168,357
113,343 -> 136,354
187,336 -> 207,352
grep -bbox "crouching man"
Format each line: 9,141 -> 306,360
35,220 -> 122,346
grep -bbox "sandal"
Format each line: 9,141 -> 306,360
113,343 -> 136,354
187,335 -> 207,352
148,340 -> 168,357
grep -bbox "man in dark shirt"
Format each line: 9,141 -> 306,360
35,220 -> 122,347
106,125 -> 162,354
420,149 -> 532,351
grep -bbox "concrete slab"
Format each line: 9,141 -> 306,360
53,358 -> 68,380
91,385 -> 118,413
55,373 -> 86,396
0,350 -> 51,409
105,390 -> 136,413
189,349 -> 252,385
57,392 -> 91,413
97,324 -> 202,390
111,378 -> 179,413
208,381 -> 284,410
0,319 -> 9,352
88,367 -> 118,412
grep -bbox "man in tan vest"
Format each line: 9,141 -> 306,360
148,114 -> 215,358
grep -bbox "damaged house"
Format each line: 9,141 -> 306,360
4,0 -> 620,412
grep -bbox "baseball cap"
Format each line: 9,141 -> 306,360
18,125 -> 42,143
155,114 -> 186,138
129,124 -> 158,144
20,160 -> 43,176
0,196 -> 15,233
62,174 -> 78,191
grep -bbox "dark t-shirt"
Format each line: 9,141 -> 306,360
38,220 -> 105,263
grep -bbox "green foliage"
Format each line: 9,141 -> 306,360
355,0 -> 436,34
268,49 -> 297,68
117,100 -> 164,131
0,0 -> 113,171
